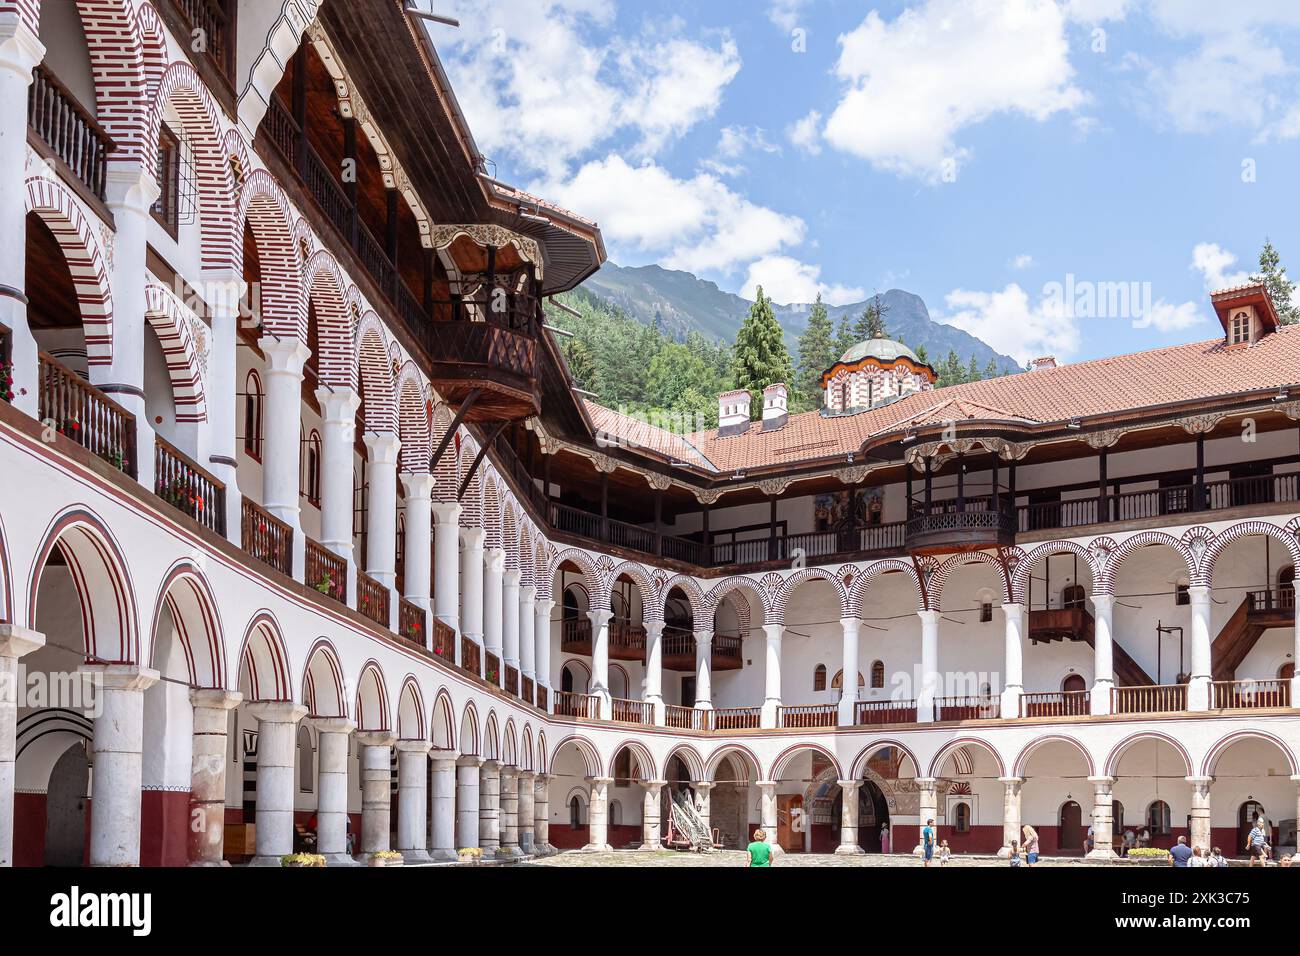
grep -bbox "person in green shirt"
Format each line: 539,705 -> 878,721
747,828 -> 772,867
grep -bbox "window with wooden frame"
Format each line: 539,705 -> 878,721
1230,311 -> 1251,345
152,123 -> 180,236
813,664 -> 827,692
243,370 -> 263,460
979,601 -> 993,623
871,660 -> 885,689
953,801 -> 971,833
303,429 -> 322,507
1146,800 -> 1172,835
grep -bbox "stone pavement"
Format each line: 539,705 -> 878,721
525,849 -> 1096,867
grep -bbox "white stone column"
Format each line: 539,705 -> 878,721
483,548 -> 505,678
1187,776 -> 1213,852
0,625 -> 44,867
836,780 -> 865,855
1086,776 -> 1117,859
640,779 -> 665,850
396,740 -> 432,863
695,629 -> 714,710
589,608 -> 613,718
363,434 -> 402,593
432,503 -> 462,635
1188,585 -> 1212,711
761,624 -> 784,729
0,18 -> 45,419
357,732 -> 396,858
79,665 -> 159,866
533,773 -> 554,855
998,777 -> 1023,858
205,275 -> 245,543
479,759 -> 501,851
100,165 -> 160,493
517,770 -> 536,854
188,689 -> 242,867
429,751 -> 459,862
460,529 -> 485,672
314,717 -> 356,866
645,620 -> 665,723
519,585 -> 537,702
839,618 -> 861,727
400,474 -> 434,617
1091,594 -> 1116,715
917,610 -> 941,723
914,777 -> 938,855
694,782 -> 715,840
1293,605 -> 1300,705
1000,603 -> 1025,718
584,775 -> 614,851
500,766 -> 521,857
246,700 -> 307,866
757,781 -> 781,856
315,388 -> 360,564
534,599 -> 554,710
258,337 -> 310,576
503,571 -> 521,688
456,755 -> 483,850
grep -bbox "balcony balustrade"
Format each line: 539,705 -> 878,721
356,571 -> 390,629
241,500 -> 293,577
778,704 -> 838,729
28,64 -> 112,202
398,598 -> 426,648
1111,683 -> 1187,715
554,691 -> 598,720
154,436 -> 226,536
460,638 -> 481,678
305,538 -> 347,606
38,353 -> 136,479
611,697 -> 653,725
1210,679 -> 1290,710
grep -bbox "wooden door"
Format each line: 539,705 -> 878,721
1059,800 -> 1084,851
777,795 -> 803,852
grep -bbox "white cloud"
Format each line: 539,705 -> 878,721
1145,32 -> 1291,135
434,1 -> 741,177
541,155 -> 807,274
1062,0 -> 1133,22
704,126 -> 780,176
740,256 -> 866,306
821,0 -> 1086,180
787,110 -> 823,155
1009,253 -> 1036,270
1134,299 -> 1203,332
937,284 -> 1082,365
1191,242 -> 1251,291
768,0 -> 811,33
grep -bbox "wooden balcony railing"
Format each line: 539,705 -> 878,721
611,697 -> 653,725
484,652 -> 501,687
1211,679 -> 1291,710
38,352 -> 136,478
241,499 -> 292,576
936,695 -> 1000,721
460,638 -> 480,678
665,704 -> 706,731
662,626 -> 696,660
712,631 -> 743,662
1111,684 -> 1187,715
553,690 -> 598,719
1020,691 -> 1090,718
398,598 -> 425,647
305,538 -> 346,605
610,618 -> 646,658
28,64 -> 113,201
522,676 -> 534,705
168,0 -> 235,81
356,571 -> 389,629
707,707 -> 761,731
560,617 -> 593,649
1247,588 -> 1296,613
779,704 -> 838,729
536,685 -> 548,712
432,620 -> 456,664
505,665 -> 519,697
854,699 -> 918,726
154,435 -> 225,535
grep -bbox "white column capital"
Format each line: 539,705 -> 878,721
840,617 -> 862,632
79,663 -> 160,694
433,501 -> 463,524
1088,775 -> 1115,789
457,755 -> 485,769
247,701 -> 308,725
694,628 -> 714,645
535,599 -> 556,614
504,568 -> 522,587
0,14 -> 46,75
520,584 -> 537,602
1001,602 -> 1024,618
838,779 -> 863,792
189,688 -> 243,712
914,776 -> 938,792
1186,775 -> 1215,789
400,471 -> 435,500
485,547 -> 506,572
431,749 -> 461,765
258,335 -> 311,375
763,623 -> 784,641
1090,593 -> 1116,609
587,608 -> 613,627
363,432 -> 402,464
355,731 -> 397,749
104,163 -> 161,210
315,386 -> 361,423
693,781 -> 716,793
396,740 -> 432,756
640,779 -> 668,791
917,609 -> 941,625
313,717 -> 356,735
0,623 -> 44,659
461,527 -> 486,549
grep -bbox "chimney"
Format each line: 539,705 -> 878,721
762,383 -> 789,432
1032,356 -> 1058,371
717,389 -> 751,438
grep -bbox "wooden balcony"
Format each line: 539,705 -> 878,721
1020,691 -> 1090,718
505,665 -> 519,697
707,707 -> 761,731
906,498 -> 1017,555
779,704 -> 838,729
536,685 -> 548,712
28,64 -> 112,202
484,652 -> 501,687
854,699 -> 918,726
398,598 -> 426,648
460,638 -> 481,678
1028,607 -> 1093,645
559,617 -> 648,662
611,697 -> 653,725
1111,683 -> 1187,715
554,691 -> 598,719
305,539 -> 347,606
936,695 -> 1000,721
38,353 -> 136,479
356,572 -> 389,629
154,436 -> 226,536
521,675 -> 534,705
432,620 -> 456,665
1210,679 -> 1291,710
241,499 -> 292,577
665,705 -> 707,731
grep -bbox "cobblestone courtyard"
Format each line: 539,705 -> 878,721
525,850 -> 1096,867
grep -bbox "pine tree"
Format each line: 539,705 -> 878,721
915,343 -> 930,366
983,358 -> 1000,380
852,296 -> 889,342
732,286 -> 795,419
565,338 -> 595,388
796,294 -> 835,409
937,349 -> 964,388
1251,239 -> 1300,325
967,356 -> 980,382
833,311 -> 856,358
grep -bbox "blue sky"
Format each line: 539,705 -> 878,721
424,0 -> 1300,365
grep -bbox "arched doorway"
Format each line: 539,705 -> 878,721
1238,801 -> 1267,856
829,778 -> 891,852
44,743 -> 89,867
1059,801 -> 1084,851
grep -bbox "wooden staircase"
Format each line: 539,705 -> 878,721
1028,606 -> 1154,687
1211,590 -> 1294,681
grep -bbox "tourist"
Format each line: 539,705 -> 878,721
1137,827 -> 1151,848
1009,840 -> 1022,867
1189,846 -> 1207,868
1169,836 -> 1193,867
1247,817 -> 1270,867
922,818 -> 936,867
1209,847 -> 1227,867
1022,825 -> 1040,866
880,822 -> 891,855
747,829 -> 771,867
1084,822 -> 1094,855
938,839 -> 951,866
1280,854 -> 1292,868
1122,828 -> 1136,857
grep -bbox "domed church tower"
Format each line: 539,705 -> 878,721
820,333 -> 937,413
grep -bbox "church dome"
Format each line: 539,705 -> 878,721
839,336 -> 922,366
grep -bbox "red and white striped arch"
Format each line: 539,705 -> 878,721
394,360 -> 430,473
302,638 -> 347,718
25,176 -> 113,366
396,675 -> 425,741
356,312 -> 396,435
305,249 -> 353,389
355,659 -> 391,732
239,168 -> 304,340
237,611 -> 293,702
430,404 -> 458,502
150,559 -> 226,690
460,443 -> 483,526
143,282 -> 207,423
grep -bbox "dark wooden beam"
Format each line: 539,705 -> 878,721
458,421 -> 507,501
428,387 -> 481,473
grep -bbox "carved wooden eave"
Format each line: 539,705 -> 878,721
1179,413 -> 1227,436
429,225 -> 545,280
